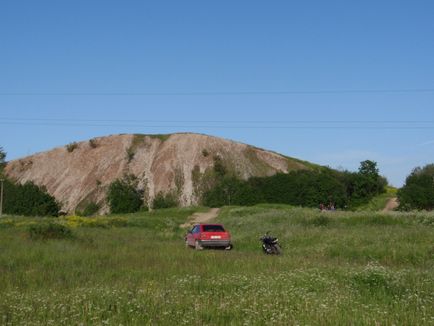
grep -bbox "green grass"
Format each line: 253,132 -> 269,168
0,206 -> 433,325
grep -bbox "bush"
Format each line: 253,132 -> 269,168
3,179 -> 60,216
203,176 -> 261,207
398,164 -> 434,210
81,202 -> 100,216
152,191 -> 179,209
28,223 -> 73,240
89,138 -> 98,148
107,176 -> 143,214
65,215 -> 128,228
66,142 -> 78,153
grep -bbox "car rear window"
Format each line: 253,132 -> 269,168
202,225 -> 225,232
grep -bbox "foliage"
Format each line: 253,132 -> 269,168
27,222 -> 72,240
64,215 -> 128,228
0,146 -> 6,172
152,191 -> 179,209
65,142 -> 78,153
213,155 -> 227,178
203,176 -> 261,207
148,134 -> 170,142
107,175 -> 143,214
202,149 -> 209,157
201,160 -> 387,209
126,147 -> 135,162
88,138 -> 98,148
345,161 -> 387,207
79,202 -> 100,216
2,179 -> 60,216
398,164 -> 434,210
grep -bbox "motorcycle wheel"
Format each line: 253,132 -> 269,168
273,244 -> 282,255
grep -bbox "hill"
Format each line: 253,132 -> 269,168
4,133 -> 316,213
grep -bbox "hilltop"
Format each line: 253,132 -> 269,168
4,133 -> 316,213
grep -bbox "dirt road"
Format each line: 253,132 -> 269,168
180,208 -> 220,228
383,197 -> 399,212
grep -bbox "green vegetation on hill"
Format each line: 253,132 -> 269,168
398,164 -> 434,210
203,160 -> 387,210
0,206 -> 432,325
1,179 -> 60,216
107,175 -> 144,213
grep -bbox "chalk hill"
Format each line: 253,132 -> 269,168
5,133 -> 315,213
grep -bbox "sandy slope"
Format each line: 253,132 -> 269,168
5,133 -> 308,213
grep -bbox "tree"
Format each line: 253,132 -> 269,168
107,175 -> 143,213
203,176 -> 260,207
347,160 -> 386,206
152,191 -> 179,209
359,160 -> 379,176
213,155 -> 227,178
3,180 -> 60,216
0,146 -> 6,173
398,164 -> 434,210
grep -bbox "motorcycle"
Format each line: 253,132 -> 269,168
260,232 -> 282,255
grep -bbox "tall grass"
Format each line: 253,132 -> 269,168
0,206 -> 433,325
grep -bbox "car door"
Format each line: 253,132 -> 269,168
187,225 -> 198,246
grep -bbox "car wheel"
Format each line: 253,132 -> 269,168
195,240 -> 203,250
185,239 -> 190,248
225,244 -> 233,250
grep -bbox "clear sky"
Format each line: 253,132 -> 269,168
1,1 -> 433,186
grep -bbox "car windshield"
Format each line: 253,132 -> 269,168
203,225 -> 225,232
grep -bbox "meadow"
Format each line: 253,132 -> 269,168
0,206 -> 433,325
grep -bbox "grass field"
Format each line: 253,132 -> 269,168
0,206 -> 433,325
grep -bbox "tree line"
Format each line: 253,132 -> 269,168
203,159 -> 387,209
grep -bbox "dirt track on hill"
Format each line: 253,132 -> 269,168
180,208 -> 220,228
383,198 -> 399,212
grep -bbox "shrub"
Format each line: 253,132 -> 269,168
3,179 -> 60,216
126,148 -> 135,162
89,138 -> 98,148
28,223 -> 73,240
0,146 -> 6,171
203,176 -> 261,207
152,191 -> 179,209
398,164 -> 434,210
66,142 -> 78,153
202,149 -> 209,157
65,215 -> 128,228
107,176 -> 143,214
81,202 -> 100,216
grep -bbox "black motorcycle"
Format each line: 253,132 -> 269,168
260,232 -> 282,255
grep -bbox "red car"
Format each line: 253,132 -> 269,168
185,223 -> 232,250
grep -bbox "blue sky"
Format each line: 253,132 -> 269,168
1,1 -> 433,186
